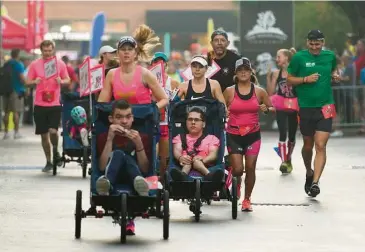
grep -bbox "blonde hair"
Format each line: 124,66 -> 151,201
278,47 -> 297,62
133,24 -> 161,62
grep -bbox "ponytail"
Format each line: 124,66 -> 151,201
278,47 -> 297,62
133,24 -> 161,62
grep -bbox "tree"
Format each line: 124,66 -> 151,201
332,1 -> 365,39
294,1 -> 352,52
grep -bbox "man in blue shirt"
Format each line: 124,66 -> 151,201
2,49 -> 26,139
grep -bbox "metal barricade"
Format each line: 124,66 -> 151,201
332,85 -> 365,128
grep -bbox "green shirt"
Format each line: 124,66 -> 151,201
287,50 -> 337,108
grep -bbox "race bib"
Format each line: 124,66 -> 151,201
283,98 -> 299,111
271,95 -> 299,112
41,90 -> 55,103
229,124 -> 258,136
321,104 -> 336,119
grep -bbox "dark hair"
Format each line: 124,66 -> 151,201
11,49 -> 20,59
40,40 -> 55,50
180,107 -> 207,157
111,100 -> 131,115
61,55 -> 69,63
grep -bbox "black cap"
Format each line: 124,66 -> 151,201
211,29 -> 228,41
235,57 -> 252,71
307,30 -> 325,41
117,36 -> 137,48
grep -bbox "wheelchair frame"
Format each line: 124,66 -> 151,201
74,102 -> 170,244
162,99 -> 238,222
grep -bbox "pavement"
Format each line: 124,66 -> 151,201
0,126 -> 365,252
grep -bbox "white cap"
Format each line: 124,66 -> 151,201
191,56 -> 208,67
99,45 -> 117,55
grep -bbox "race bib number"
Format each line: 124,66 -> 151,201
41,90 -> 55,103
321,104 -> 336,119
283,98 -> 299,111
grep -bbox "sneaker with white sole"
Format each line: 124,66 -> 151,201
133,176 -> 149,196
3,133 -> 10,140
96,176 -> 111,196
79,128 -> 89,147
14,132 -> 23,139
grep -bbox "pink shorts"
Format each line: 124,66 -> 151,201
160,125 -> 169,140
226,132 -> 261,156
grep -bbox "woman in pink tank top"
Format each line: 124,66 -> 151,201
98,25 -> 168,109
223,57 -> 274,212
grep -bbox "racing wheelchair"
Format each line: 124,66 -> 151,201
55,92 -> 91,177
161,99 -> 238,222
74,102 -> 169,243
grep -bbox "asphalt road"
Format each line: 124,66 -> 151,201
0,127 -> 364,252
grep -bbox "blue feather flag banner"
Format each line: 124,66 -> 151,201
89,12 -> 106,57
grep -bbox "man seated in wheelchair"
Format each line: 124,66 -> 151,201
170,107 -> 224,182
68,105 -> 89,147
95,100 -> 152,197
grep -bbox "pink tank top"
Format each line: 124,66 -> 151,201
112,65 -> 151,104
227,84 -> 260,136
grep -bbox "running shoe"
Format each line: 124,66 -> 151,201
170,168 -> 189,181
126,220 -> 135,235
80,128 -> 89,147
279,162 -> 289,174
304,171 -> 314,195
95,176 -> 111,196
286,161 -> 293,173
241,198 -> 253,212
3,132 -> 10,140
204,169 -> 224,183
133,176 -> 149,196
42,162 -> 53,172
309,182 -> 320,197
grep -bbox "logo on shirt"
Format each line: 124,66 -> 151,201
222,67 -> 229,75
191,96 -> 204,100
245,10 -> 288,43
306,62 -> 316,67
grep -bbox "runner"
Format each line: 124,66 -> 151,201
267,48 -> 298,174
224,57 -> 274,211
178,55 -> 226,109
26,40 -> 70,172
207,29 -> 241,92
98,45 -> 119,76
150,52 -> 180,181
287,30 -> 340,197
98,24 -> 168,109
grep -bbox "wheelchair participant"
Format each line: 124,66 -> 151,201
170,107 -> 224,182
95,100 -> 152,234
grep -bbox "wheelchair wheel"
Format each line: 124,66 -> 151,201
194,179 -> 201,222
75,190 -> 82,239
82,147 -> 88,178
163,190 -> 169,240
156,190 -> 162,219
231,177 -> 238,220
120,193 -> 128,244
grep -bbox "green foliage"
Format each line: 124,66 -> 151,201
294,1 -> 352,52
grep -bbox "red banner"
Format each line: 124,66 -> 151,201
26,0 -> 36,50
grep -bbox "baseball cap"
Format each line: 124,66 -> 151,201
152,52 -> 168,63
211,29 -> 228,41
191,55 -> 208,67
235,57 -> 252,71
307,30 -> 325,41
117,36 -> 137,48
99,45 -> 116,55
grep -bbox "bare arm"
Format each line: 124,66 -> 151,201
143,68 -> 168,109
223,87 -> 234,107
256,87 -> 275,114
202,147 -> 218,164
173,142 -> 183,161
267,70 -> 279,96
287,74 -> 305,86
177,82 -> 188,99
97,70 -> 114,102
211,80 -> 228,112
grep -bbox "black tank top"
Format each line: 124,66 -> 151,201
276,69 -> 296,98
185,78 -> 214,100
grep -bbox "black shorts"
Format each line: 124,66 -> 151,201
299,107 -> 332,136
226,131 -> 261,155
33,105 -> 61,135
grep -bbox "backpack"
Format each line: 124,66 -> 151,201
0,61 -> 14,96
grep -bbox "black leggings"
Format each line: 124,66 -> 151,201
276,110 -> 298,142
